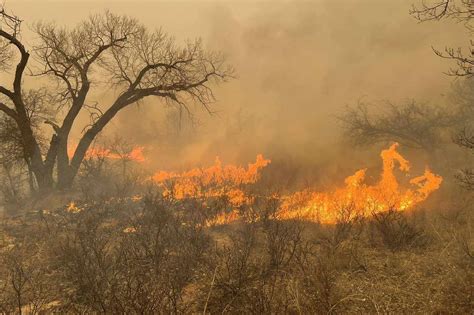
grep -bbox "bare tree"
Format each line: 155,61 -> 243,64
410,0 -> 473,77
410,0 -> 473,23
339,99 -> 456,152
453,128 -> 474,188
0,7 -> 233,192
410,0 -> 474,189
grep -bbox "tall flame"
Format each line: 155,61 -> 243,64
277,143 -> 443,224
152,143 -> 442,226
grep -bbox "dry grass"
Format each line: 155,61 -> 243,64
0,191 -> 472,314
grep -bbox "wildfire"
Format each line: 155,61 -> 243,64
67,144 -> 146,162
152,154 -> 271,207
277,143 -> 443,224
151,143 -> 442,226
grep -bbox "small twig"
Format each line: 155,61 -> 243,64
203,266 -> 218,315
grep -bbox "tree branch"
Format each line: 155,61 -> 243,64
0,102 -> 17,120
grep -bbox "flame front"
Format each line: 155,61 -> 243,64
152,143 -> 442,226
152,154 -> 271,207
278,143 -> 442,224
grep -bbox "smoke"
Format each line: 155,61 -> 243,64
7,0 -> 468,177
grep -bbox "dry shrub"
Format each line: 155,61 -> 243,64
40,195 -> 210,313
433,204 -> 474,312
0,190 -> 472,314
76,155 -> 144,201
0,221 -> 55,314
198,201 -> 354,314
312,203 -> 367,274
198,216 -> 309,314
369,208 -> 428,251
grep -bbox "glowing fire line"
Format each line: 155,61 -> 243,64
151,143 -> 443,226
276,143 -> 442,224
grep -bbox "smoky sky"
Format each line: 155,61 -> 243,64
5,0 -> 467,171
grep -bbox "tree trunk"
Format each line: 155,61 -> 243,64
56,135 -> 74,190
32,164 -> 54,193
60,98 -> 130,190
57,165 -> 75,190
25,161 -> 37,195
23,143 -> 53,193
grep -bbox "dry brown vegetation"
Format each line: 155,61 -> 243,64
0,185 -> 472,314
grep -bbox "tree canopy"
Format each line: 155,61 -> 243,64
0,8 -> 233,192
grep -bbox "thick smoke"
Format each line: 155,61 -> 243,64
7,1 -> 467,182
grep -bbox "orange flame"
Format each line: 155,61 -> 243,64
153,143 -> 442,226
277,143 -> 442,224
152,154 -> 271,207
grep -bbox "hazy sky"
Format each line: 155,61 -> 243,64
4,0 -> 467,172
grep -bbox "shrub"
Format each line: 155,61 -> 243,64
369,209 -> 426,251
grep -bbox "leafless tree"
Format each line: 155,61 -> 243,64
0,7 -> 233,192
339,99 -> 456,152
410,1 -> 474,76
453,128 -> 474,188
410,0 -> 473,23
410,0 -> 474,189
